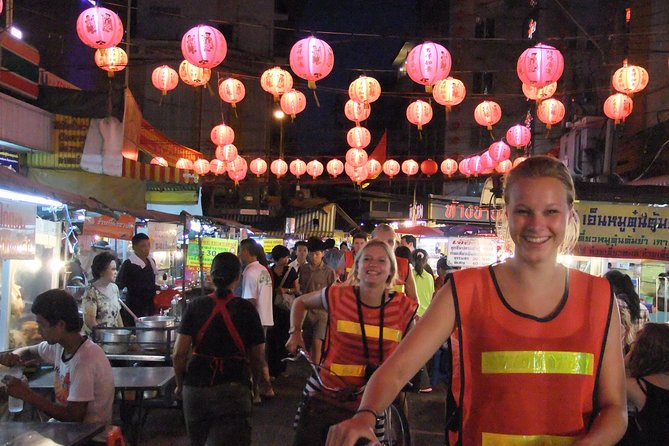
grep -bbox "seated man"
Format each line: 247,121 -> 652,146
1,289 -> 115,443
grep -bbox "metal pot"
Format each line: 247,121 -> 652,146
135,316 -> 175,352
98,329 -> 131,354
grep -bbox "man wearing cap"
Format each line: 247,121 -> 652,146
116,233 -> 159,323
297,237 -> 337,365
371,224 -> 418,301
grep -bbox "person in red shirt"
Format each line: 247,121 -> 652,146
327,155 -> 627,446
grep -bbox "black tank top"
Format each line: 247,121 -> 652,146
637,377 -> 669,445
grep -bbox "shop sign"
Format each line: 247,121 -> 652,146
147,222 -> 180,251
83,214 -> 135,240
447,237 -> 497,268
258,238 -> 285,253
0,151 -> 19,171
0,199 -> 36,259
429,200 -> 503,224
574,201 -> 669,261
187,237 -> 238,272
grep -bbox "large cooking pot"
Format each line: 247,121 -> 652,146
135,316 -> 175,352
98,329 -> 131,354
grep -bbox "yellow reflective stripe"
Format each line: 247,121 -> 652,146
482,432 -> 575,445
481,351 -> 594,375
345,267 -> 352,272
329,363 -> 366,377
393,284 -> 405,293
336,320 -> 403,343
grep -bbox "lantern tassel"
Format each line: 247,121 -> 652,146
233,106 -> 238,119
308,80 -> 316,90
312,90 -> 321,108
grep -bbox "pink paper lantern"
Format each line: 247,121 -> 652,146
344,99 -> 371,124
612,60 -> 649,95
506,125 -> 531,148
261,67 -> 293,101
405,41 -> 451,92
488,141 -> 511,162
227,156 -> 247,177
289,36 -> 334,89
347,127 -> 371,150
458,158 -> 472,177
420,159 -> 439,177
406,100 -> 433,131
210,124 -> 235,146
270,159 -> 289,178
175,158 -> 193,170
151,65 -> 178,96
215,144 -> 238,162
495,159 -> 513,174
480,152 -> 496,171
474,100 -> 502,130
345,162 -> 368,184
326,159 -> 344,178
178,60 -> 211,87
249,158 -> 268,177
218,78 -> 246,108
469,155 -> 483,176
522,82 -> 557,101
94,47 -> 128,77
603,93 -> 634,124
513,156 -> 527,168
432,77 -> 466,112
76,6 -> 124,49
383,159 -> 401,178
306,160 -> 324,179
365,158 -> 382,178
290,159 -> 307,178
193,159 -> 210,175
150,157 -> 168,167
348,76 -> 381,105
517,43 -> 564,88
401,159 -> 419,176
537,98 -> 566,129
280,89 -> 307,119
210,159 -> 226,175
441,158 -> 458,177
345,148 -> 368,168
181,25 -> 227,69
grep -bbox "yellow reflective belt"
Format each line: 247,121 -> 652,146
336,320 -> 403,343
393,284 -> 405,293
481,351 -> 594,375
329,363 -> 366,377
482,432 -> 575,445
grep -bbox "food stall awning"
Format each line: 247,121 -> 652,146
395,225 -> 444,237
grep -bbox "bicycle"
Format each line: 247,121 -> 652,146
284,348 -> 411,446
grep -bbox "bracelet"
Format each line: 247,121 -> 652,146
288,328 -> 302,335
355,407 -> 380,420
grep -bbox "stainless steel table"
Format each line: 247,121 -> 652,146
0,422 -> 104,445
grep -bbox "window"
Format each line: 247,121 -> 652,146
474,17 -> 495,38
472,72 -> 494,94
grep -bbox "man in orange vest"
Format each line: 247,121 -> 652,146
343,231 -> 368,280
371,224 -> 417,301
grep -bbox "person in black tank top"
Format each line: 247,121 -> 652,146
623,323 -> 669,446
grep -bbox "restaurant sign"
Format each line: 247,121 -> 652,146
447,237 -> 498,268
147,222 -> 180,251
187,237 -> 238,272
574,201 -> 669,261
0,199 -> 36,259
428,200 -> 503,224
83,214 -> 136,241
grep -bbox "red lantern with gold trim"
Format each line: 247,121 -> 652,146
94,47 -> 127,77
216,144 -> 238,163
344,99 -> 371,125
495,159 -> 512,174
193,159 -> 210,175
612,60 -> 649,95
348,76 -> 381,106
289,36 -> 334,90
406,100 -> 433,131
347,127 -> 371,150
210,124 -> 234,146
402,159 -> 419,176
290,159 -> 307,178
218,78 -> 245,108
506,125 -> 531,148
261,67 -> 293,101
383,159 -> 400,178
458,158 -> 472,177
306,160 -> 324,179
270,159 -> 288,178
488,141 -> 511,162
432,77 -> 466,112
280,89 -> 307,119
420,159 -> 438,177
179,60 -> 211,87
405,41 -> 451,92
176,158 -> 193,170
517,43 -> 564,88
441,158 -> 458,177
345,148 -> 368,168
522,82 -> 557,101
249,158 -> 268,177
603,93 -> 633,124
365,159 -> 382,178
345,162 -> 368,185
210,159 -> 226,175
327,159 -> 344,178
152,65 -> 178,96
474,100 -> 502,130
537,98 -> 565,129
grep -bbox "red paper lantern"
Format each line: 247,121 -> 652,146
488,141 -> 511,162
348,76 -> 381,105
290,159 -> 307,178
150,157 -> 168,167
406,100 -> 433,131
228,157 -> 247,184
522,82 -> 557,101
432,77 -> 466,111
420,159 -> 438,176
480,152 -> 496,171
345,162 -> 368,184
495,159 -> 513,174
344,99 -> 371,124
345,148 -> 368,168
537,98 -> 565,128
306,160 -> 324,179
469,155 -> 483,176
327,159 -> 344,178
218,78 -> 245,108
517,43 -> 564,88
402,159 -> 419,176
181,25 -> 227,69
215,144 -> 238,162
193,159 -> 210,175
270,159 -> 289,178
474,100 -> 502,130
176,158 -> 193,170
441,158 -> 458,177
210,124 -> 235,146
261,67 -> 293,101
1,1 -> 3,15
178,60 -> 211,87
512,156 -> 527,168
603,93 -> 634,124
210,159 -> 226,175
405,41 -> 451,92
506,125 -> 531,148
383,159 -> 401,178
612,60 -> 649,95
365,159 -> 382,178
289,36 -> 334,89
347,127 -> 371,150
249,158 -> 268,177
280,89 -> 307,119
94,47 -> 127,77
458,158 -> 472,176
76,6 -> 124,49
151,65 -> 178,96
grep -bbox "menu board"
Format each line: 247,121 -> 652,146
0,199 -> 36,260
447,237 -> 497,268
186,237 -> 238,272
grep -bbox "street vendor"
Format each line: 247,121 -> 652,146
117,233 -> 160,323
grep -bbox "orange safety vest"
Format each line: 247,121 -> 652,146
449,266 -> 612,446
393,256 -> 410,293
344,249 -> 355,280
320,285 -> 417,392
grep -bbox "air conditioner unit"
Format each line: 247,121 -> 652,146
480,176 -> 504,207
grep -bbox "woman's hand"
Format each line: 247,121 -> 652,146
173,385 -> 183,400
285,331 -> 304,355
325,414 -> 380,446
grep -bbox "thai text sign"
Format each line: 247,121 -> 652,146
187,237 -> 238,272
574,201 -> 669,261
447,237 -> 497,268
147,222 -> 180,251
428,201 -> 503,224
0,199 -> 36,259
83,214 -> 135,240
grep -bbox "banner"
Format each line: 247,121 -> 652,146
147,222 -> 180,251
83,214 -> 136,240
447,237 -> 498,268
139,120 -> 203,165
574,201 -> 669,261
257,238 -> 285,253
0,199 -> 36,259
187,237 -> 238,272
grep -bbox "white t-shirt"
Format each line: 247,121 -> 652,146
38,338 -> 115,437
242,261 -> 274,327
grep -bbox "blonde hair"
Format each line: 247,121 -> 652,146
496,155 -> 580,255
346,239 -> 397,289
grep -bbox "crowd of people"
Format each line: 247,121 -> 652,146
2,155 -> 668,446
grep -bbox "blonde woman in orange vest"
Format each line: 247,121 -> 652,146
326,156 -> 627,446
286,239 -> 417,446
